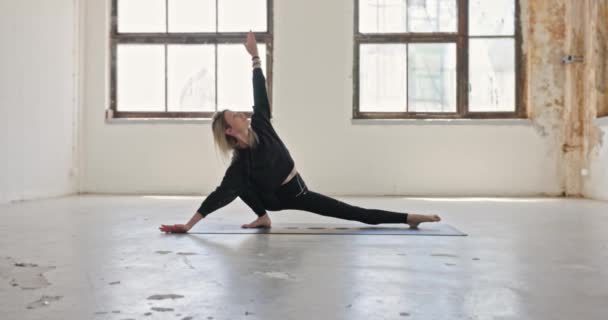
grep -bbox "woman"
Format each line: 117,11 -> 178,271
159,32 -> 440,234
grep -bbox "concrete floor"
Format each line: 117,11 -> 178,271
1,195 -> 607,320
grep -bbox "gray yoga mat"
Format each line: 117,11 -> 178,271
191,223 -> 467,236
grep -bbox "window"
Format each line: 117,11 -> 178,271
354,0 -> 523,119
108,0 -> 273,119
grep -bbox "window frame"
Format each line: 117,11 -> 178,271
353,0 -> 525,119
107,0 -> 274,119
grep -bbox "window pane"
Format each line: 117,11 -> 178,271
117,45 -> 165,111
469,0 -> 514,36
168,0 -> 215,32
167,45 -> 215,112
218,0 -> 267,32
359,44 -> 407,112
217,44 -> 267,111
408,0 -> 457,32
469,38 -> 515,112
359,0 -> 407,33
408,43 -> 456,112
118,0 -> 166,33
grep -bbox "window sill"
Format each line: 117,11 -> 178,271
105,116 -> 275,125
106,117 -> 216,124
351,118 -> 532,126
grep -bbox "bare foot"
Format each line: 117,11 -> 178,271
241,213 -> 272,229
406,213 -> 441,229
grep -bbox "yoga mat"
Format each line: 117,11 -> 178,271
191,223 -> 467,236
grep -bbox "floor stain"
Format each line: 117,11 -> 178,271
176,252 -> 197,256
182,317 -> 193,320
109,281 -> 121,285
2,257 -> 56,290
26,295 -> 62,309
93,311 -> 108,315
155,251 -> 172,254
151,307 -> 174,312
431,253 -> 459,258
143,312 -> 152,316
400,312 -> 410,316
147,294 -> 185,300
182,256 -> 196,270
15,262 -> 39,267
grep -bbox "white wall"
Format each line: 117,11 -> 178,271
83,0 -> 562,198
0,0 -> 81,204
585,120 -> 608,200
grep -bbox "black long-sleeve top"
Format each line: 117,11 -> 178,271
196,67 -> 295,217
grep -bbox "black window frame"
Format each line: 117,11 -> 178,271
353,0 -> 525,119
107,0 -> 274,119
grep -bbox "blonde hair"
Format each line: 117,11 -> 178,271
212,109 -> 259,161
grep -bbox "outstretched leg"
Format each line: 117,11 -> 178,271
285,191 -> 440,227
281,190 -> 410,225
276,174 -> 440,227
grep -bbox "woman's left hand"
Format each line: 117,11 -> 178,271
159,224 -> 190,233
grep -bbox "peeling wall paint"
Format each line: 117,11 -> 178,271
595,1 -> 608,117
523,0 -> 568,193
584,0 -> 608,200
524,0 -> 607,197
562,0 -> 587,197
583,0 -> 606,166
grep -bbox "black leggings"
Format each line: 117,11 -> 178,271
239,173 -> 408,225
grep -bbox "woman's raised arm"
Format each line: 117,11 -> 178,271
244,31 -> 270,119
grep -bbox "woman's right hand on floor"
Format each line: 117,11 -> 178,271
159,224 -> 190,233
